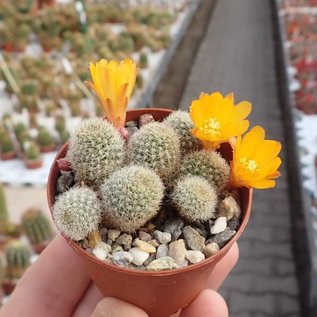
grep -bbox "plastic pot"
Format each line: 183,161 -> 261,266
47,108 -> 252,317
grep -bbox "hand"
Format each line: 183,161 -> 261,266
0,236 -> 238,317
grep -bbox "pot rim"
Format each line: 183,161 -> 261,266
47,108 -> 253,277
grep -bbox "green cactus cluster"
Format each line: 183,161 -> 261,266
100,165 -> 164,233
21,209 -> 53,245
53,187 -> 103,241
5,240 -> 31,279
67,118 -> 125,185
53,110 -> 232,242
172,176 -> 217,222
127,122 -> 181,180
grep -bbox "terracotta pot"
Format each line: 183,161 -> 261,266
47,108 -> 253,317
32,241 -> 49,254
24,159 -> 43,169
40,145 -> 56,153
1,151 -> 17,161
2,43 -> 15,52
2,280 -> 16,295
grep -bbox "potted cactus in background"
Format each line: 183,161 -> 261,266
37,127 -> 55,153
47,58 -> 282,317
21,208 -> 54,253
15,23 -> 32,52
0,133 -> 16,161
2,240 -> 31,295
19,80 -> 39,113
23,141 -> 42,169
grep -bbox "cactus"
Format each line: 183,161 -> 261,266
1,134 -> 14,154
38,127 -> 55,148
172,176 -> 217,222
139,52 -> 148,68
53,187 -> 103,241
55,115 -> 66,134
0,183 -> 9,231
14,122 -> 27,143
100,165 -> 164,233
59,129 -> 70,144
21,209 -> 53,245
180,150 -> 230,192
5,240 -> 31,279
127,122 -> 181,180
67,118 -> 125,185
163,111 -> 201,155
25,141 -> 42,161
0,252 -> 5,284
21,80 -> 38,96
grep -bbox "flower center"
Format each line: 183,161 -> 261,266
200,118 -> 221,136
240,158 -> 258,173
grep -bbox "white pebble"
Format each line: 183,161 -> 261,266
134,238 -> 156,253
185,250 -> 205,264
129,247 -> 150,266
210,217 -> 227,234
93,242 -> 112,260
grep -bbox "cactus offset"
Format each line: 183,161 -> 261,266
127,122 -> 181,180
163,110 -> 201,155
5,240 -> 31,279
172,176 -> 217,222
21,209 -> 53,245
100,166 -> 164,233
180,150 -> 230,192
67,118 -> 125,185
53,187 -> 103,241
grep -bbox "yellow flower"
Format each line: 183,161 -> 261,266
230,126 -> 282,189
190,92 -> 252,149
86,59 -> 137,128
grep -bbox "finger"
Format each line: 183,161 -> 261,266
0,236 -> 91,317
180,289 -> 228,317
207,242 -> 239,290
90,298 -> 149,317
73,284 -> 103,317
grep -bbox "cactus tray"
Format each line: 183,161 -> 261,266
47,108 -> 253,317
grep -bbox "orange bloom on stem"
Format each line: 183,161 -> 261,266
86,59 -> 137,129
230,126 -> 282,189
190,92 -> 252,150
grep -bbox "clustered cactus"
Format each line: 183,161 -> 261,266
53,111 -> 232,243
21,209 -> 53,245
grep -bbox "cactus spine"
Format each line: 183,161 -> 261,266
5,240 -> 31,279
67,118 -> 125,185
126,122 -> 181,180
100,165 -> 164,233
53,187 -> 103,241
21,209 -> 53,245
172,176 -> 217,222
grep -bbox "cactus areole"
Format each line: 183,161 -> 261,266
47,108 -> 254,317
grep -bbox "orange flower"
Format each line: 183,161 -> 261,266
230,126 -> 282,189
86,59 -> 137,128
190,92 -> 252,149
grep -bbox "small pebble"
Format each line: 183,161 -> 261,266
112,251 -> 133,267
164,218 -> 184,240
207,228 -> 236,248
203,243 -> 220,257
168,239 -> 186,265
107,229 -> 121,241
183,226 -> 205,251
228,216 -> 240,231
88,230 -> 101,248
116,234 -> 133,250
154,230 -> 172,244
179,259 -> 189,268
112,245 -> 124,253
92,242 -> 111,260
134,238 -> 156,253
143,253 -> 156,266
126,126 -> 138,137
138,231 -> 152,242
156,244 -> 169,259
218,196 -> 241,221
125,120 -> 138,127
129,247 -> 150,266
100,228 -> 108,236
146,257 -> 176,271
148,239 -> 160,248
57,173 -> 74,193
185,250 -> 205,264
139,113 -> 154,127
210,217 -> 227,234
